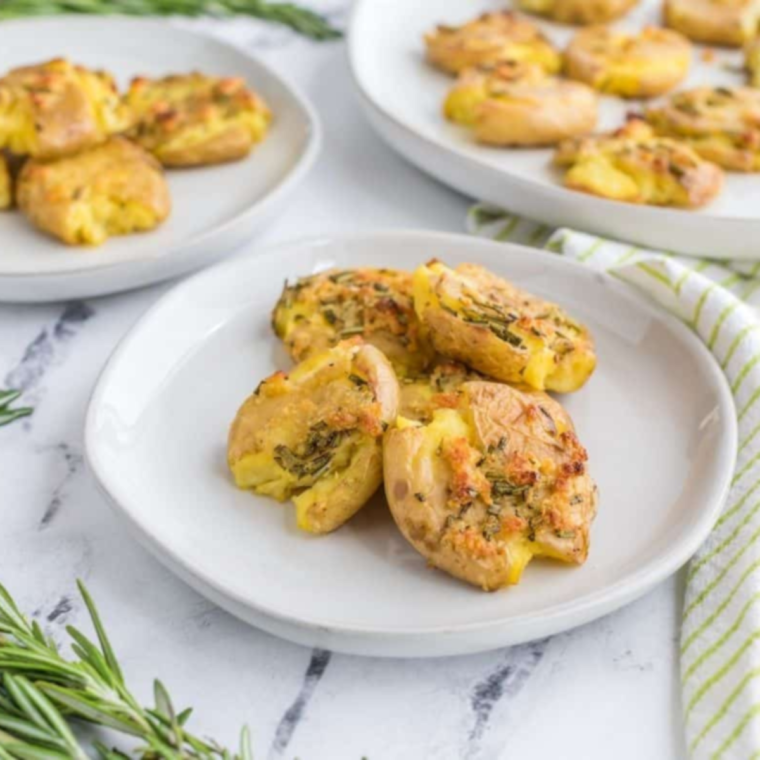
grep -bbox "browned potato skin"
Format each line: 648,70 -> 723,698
0,58 -> 129,160
384,382 -> 598,591
125,73 -> 271,167
664,0 -> 760,47
17,137 -> 171,246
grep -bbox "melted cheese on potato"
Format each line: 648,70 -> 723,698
16,137 -> 171,246
273,268 -> 434,377
384,382 -> 598,590
412,260 -> 596,393
0,59 -> 129,159
228,340 -> 400,534
425,11 -> 561,75
564,26 -> 691,99
646,87 -> 760,171
125,73 -> 271,167
556,118 -> 724,206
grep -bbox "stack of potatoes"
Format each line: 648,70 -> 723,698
0,58 -> 270,246
227,261 -> 599,591
426,0 -> 760,208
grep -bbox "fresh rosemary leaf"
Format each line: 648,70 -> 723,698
0,0 -> 342,41
0,389 -> 33,428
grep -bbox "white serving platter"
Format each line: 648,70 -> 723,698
349,0 -> 760,259
85,231 -> 736,657
0,18 -> 321,302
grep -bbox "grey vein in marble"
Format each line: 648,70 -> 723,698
268,648 -> 332,759
39,442 -> 84,528
46,595 -> 74,624
5,301 -> 95,396
466,639 -> 549,756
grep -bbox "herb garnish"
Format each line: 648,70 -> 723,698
0,580 -> 254,758
0,389 -> 33,428
0,0 -> 341,41
274,421 -> 350,480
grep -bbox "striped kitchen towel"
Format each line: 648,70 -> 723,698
468,203 -> 760,759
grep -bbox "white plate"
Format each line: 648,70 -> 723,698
85,231 -> 736,657
349,0 -> 760,259
0,18 -> 320,303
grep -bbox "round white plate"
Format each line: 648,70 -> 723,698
349,0 -> 760,259
0,18 -> 320,303
86,231 -> 736,657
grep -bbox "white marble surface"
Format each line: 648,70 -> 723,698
0,7 -> 687,759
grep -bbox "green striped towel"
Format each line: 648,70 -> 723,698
468,203 -> 760,759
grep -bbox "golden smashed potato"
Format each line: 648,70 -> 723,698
125,73 -> 271,167
0,155 -> 11,210
413,261 -> 596,393
384,381 -> 598,590
646,87 -> 760,172
516,0 -> 638,25
0,58 -> 129,160
272,267 -> 433,377
444,60 -> 597,145
564,26 -> 691,99
424,11 -> 561,75
664,0 -> 760,47
17,137 -> 171,246
555,118 -> 724,206
228,340 -> 400,534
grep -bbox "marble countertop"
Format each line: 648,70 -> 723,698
0,7 -> 687,759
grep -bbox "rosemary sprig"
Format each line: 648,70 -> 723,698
0,0 -> 341,40
0,581 -> 253,758
0,390 -> 33,428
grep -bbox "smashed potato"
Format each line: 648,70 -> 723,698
17,137 -> 171,246
125,73 -> 271,167
664,0 -> 760,47
516,0 -> 638,24
555,118 -> 724,206
228,340 -> 400,534
444,60 -> 597,145
564,26 -> 691,99
646,87 -> 760,171
0,58 -> 129,160
0,155 -> 11,210
384,382 -> 598,590
413,261 -> 596,393
424,11 -> 561,75
272,267 -> 433,377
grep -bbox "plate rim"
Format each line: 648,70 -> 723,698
0,16 -> 322,280
346,0 -> 760,241
84,230 -> 738,644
